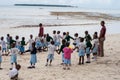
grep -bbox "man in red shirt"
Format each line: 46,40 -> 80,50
99,21 -> 106,57
38,23 -> 44,37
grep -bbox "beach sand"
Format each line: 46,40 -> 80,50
0,8 -> 120,80
0,33 -> 120,80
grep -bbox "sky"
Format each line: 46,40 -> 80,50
0,0 -> 120,9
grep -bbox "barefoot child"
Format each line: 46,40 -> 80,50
0,37 -> 7,55
9,64 -> 21,80
58,39 -> 66,65
28,42 -> 37,69
45,41 -> 56,66
84,31 -> 92,63
63,42 -> 73,70
92,32 -> 99,61
77,38 -> 86,65
20,37 -> 26,54
0,46 -> 2,70
9,43 -> 20,69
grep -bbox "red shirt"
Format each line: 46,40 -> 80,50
39,27 -> 44,37
100,26 -> 106,38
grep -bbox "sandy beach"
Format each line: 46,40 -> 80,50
0,33 -> 120,80
0,6 -> 120,80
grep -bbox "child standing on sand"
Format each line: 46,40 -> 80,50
28,42 -> 37,69
0,46 -> 2,70
92,32 -> 99,61
0,36 -> 7,55
76,38 -> 86,65
27,34 -> 34,51
20,37 -> 26,54
45,41 -> 56,66
55,31 -> 62,50
63,42 -> 73,70
58,39 -> 66,65
9,43 -> 20,69
84,31 -> 92,63
15,35 -> 21,51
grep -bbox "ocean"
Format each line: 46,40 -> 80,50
0,5 -> 120,40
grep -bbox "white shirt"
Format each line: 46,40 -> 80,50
28,39 -> 34,47
93,39 -> 99,48
10,48 -> 19,55
74,37 -> 80,44
15,39 -> 21,46
56,34 -> 62,42
0,40 -> 7,48
78,42 -> 86,50
53,34 -> 57,42
9,68 -> 18,78
48,44 -> 56,54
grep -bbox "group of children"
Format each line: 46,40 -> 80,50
0,30 -> 100,79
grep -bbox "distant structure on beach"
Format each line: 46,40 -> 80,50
14,4 -> 76,8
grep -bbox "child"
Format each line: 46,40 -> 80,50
92,32 -> 99,61
0,36 -> 7,55
45,41 -> 56,66
35,36 -> 42,51
77,38 -> 86,65
84,31 -> 92,63
9,43 -> 20,69
28,42 -> 37,69
9,64 -> 21,80
65,32 -> 74,43
0,46 -> 2,70
73,33 -> 80,48
6,34 -> 11,51
63,42 -> 73,70
52,30 -> 57,43
15,35 -> 21,51
58,39 -> 66,65
62,32 -> 66,40
55,31 -> 63,50
26,34 -> 34,51
20,37 -> 26,54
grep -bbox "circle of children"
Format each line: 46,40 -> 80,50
0,24 -> 100,73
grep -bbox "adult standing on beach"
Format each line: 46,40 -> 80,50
99,21 -> 106,57
38,23 -> 44,37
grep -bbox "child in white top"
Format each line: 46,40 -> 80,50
9,43 -> 20,69
15,36 -> 21,50
0,46 -> 2,70
9,64 -> 21,80
92,32 -> 99,61
0,37 -> 7,55
45,41 -> 56,66
55,31 -> 63,50
75,38 -> 86,65
52,30 -> 57,43
27,34 -> 34,50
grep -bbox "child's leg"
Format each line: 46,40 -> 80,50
50,59 -> 52,66
93,53 -> 97,61
15,62 -> 17,67
45,59 -> 49,66
82,56 -> 84,64
11,63 -> 13,69
78,56 -> 81,65
86,54 -> 90,63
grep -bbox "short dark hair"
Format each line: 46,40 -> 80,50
39,23 -> 42,27
66,42 -> 70,47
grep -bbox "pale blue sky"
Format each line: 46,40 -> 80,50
0,0 -> 120,9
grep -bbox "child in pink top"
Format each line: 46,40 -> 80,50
63,42 -> 73,70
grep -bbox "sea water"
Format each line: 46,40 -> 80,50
0,5 -> 120,40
